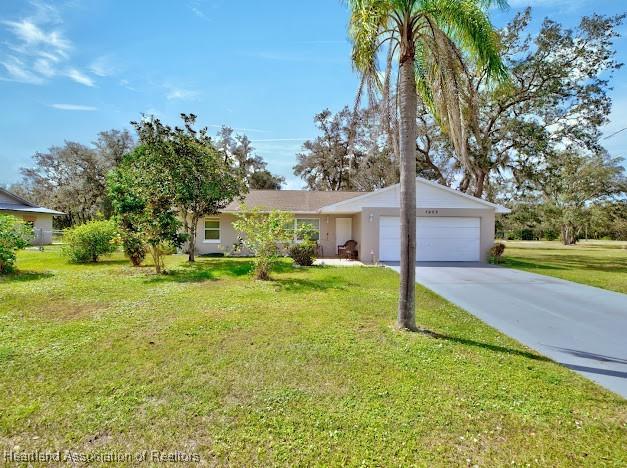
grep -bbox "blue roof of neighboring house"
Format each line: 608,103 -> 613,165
0,188 -> 65,216
0,203 -> 65,215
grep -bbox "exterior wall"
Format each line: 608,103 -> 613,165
190,207 -> 496,263
359,207 -> 495,264
351,212 -> 363,261
193,213 -> 241,256
0,210 -> 54,245
192,213 -> 362,258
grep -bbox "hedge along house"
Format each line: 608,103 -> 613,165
193,177 -> 510,264
0,187 -> 64,245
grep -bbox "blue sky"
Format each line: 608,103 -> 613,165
1,0 -> 626,189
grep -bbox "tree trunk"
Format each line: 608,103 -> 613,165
397,47 -> 418,332
459,172 -> 471,193
150,245 -> 163,274
188,215 -> 198,262
561,224 -> 577,245
473,170 -> 486,198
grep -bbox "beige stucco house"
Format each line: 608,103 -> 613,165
194,177 -> 509,264
0,188 -> 64,245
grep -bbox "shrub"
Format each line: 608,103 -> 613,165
0,215 -> 33,274
289,242 -> 316,266
62,220 -> 118,263
121,233 -> 146,266
232,208 -> 294,280
542,229 -> 559,241
489,242 -> 506,264
160,241 -> 177,256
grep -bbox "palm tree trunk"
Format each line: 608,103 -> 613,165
397,49 -> 418,332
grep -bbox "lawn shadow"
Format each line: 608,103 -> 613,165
144,258 -> 259,284
74,258 -> 131,267
273,275 -> 353,293
418,328 -> 552,363
0,270 -> 54,283
504,255 -> 627,274
504,258 -> 564,271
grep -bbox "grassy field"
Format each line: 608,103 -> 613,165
502,240 -> 627,294
1,248 -> 625,465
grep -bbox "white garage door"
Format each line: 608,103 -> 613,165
379,217 -> 480,262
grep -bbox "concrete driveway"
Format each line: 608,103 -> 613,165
385,262 -> 627,398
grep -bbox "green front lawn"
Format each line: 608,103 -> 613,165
1,248 -> 625,465
502,240 -> 627,294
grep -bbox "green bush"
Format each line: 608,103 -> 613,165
121,233 -> 146,266
0,215 -> 33,274
289,242 -> 316,266
62,220 -> 118,263
542,229 -> 559,241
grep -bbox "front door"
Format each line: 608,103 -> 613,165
335,218 -> 352,252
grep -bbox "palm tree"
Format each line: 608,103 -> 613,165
348,0 -> 507,331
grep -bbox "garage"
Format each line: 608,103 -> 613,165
379,216 -> 480,262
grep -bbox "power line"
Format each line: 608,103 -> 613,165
604,127 -> 627,140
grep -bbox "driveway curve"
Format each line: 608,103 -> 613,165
385,262 -> 627,398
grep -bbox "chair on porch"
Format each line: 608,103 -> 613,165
337,240 -> 358,260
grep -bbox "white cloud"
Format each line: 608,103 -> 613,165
252,138 -> 308,142
0,55 -> 45,84
89,55 -> 117,77
3,19 -> 71,58
119,79 -> 136,91
65,68 -> 95,87
0,2 -> 96,87
188,0 -> 211,21
28,0 -> 63,25
207,124 -> 268,134
165,85 -> 201,101
190,6 -> 208,20
507,0 -> 585,6
143,108 -> 163,118
49,103 -> 98,111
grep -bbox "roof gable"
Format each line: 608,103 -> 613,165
319,177 -> 509,213
0,187 -> 35,206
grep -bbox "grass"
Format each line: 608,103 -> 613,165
1,247 -> 625,466
502,240 -> 627,294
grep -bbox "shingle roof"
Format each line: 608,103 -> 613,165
224,190 -> 365,212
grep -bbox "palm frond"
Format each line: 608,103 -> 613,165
421,0 -> 508,82
348,0 -> 395,82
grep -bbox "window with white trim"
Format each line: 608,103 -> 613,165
204,218 -> 221,242
295,218 -> 320,241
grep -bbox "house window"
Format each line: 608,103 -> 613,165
295,218 -> 320,242
204,218 -> 221,243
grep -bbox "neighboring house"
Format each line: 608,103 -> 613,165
195,177 -> 510,263
0,188 -> 64,245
